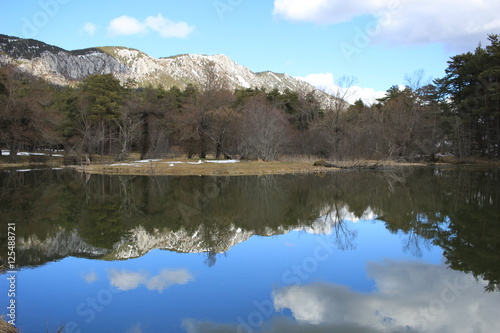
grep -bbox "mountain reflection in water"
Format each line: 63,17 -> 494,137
0,166 -> 499,332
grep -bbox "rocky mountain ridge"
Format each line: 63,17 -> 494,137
15,204 -> 369,267
0,34 -> 333,104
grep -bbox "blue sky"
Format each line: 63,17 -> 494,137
1,0 -> 499,102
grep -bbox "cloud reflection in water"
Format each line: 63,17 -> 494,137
184,260 -> 500,333
108,268 -> 193,292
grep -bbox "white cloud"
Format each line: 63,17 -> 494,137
273,260 -> 500,333
126,323 -> 144,333
182,260 -> 500,333
107,15 -> 147,36
297,72 -> 386,105
145,14 -> 195,38
81,22 -> 97,37
273,0 -> 381,24
274,0 -> 500,51
297,72 -> 336,93
108,268 -> 193,292
81,270 -> 98,283
145,268 -> 193,292
377,1 -> 500,51
108,269 -> 148,291
106,14 -> 194,38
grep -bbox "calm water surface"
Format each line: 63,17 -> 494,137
1,167 -> 499,333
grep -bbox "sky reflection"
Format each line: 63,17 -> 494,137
186,260 -> 500,333
107,268 -> 194,292
2,169 -> 499,332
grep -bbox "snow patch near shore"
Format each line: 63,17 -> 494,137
110,159 -> 240,167
1,150 -> 63,157
205,159 -> 239,164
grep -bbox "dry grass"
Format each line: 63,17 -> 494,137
0,317 -> 17,333
74,158 -> 337,176
72,156 -> 436,176
276,154 -> 318,163
71,154 -> 450,176
327,159 -> 426,168
436,155 -> 500,166
4,152 -> 498,176
0,154 -> 65,169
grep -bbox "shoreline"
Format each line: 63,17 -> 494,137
2,157 -> 499,176
69,159 -> 434,176
71,159 -> 339,176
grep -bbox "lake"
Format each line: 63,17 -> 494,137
1,166 -> 499,333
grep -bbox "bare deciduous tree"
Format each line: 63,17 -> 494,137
0,66 -> 60,162
178,61 -> 234,158
206,106 -> 239,159
311,75 -> 356,159
239,95 -> 291,161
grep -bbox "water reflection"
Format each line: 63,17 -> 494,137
273,261 -> 494,332
1,171 -> 361,266
107,268 -> 193,292
184,260 -> 500,333
0,167 -> 499,291
1,166 -> 500,332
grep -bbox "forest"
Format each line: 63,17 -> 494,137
0,34 -> 499,163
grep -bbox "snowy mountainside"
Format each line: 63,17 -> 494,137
14,204 -> 367,266
0,34 -> 333,104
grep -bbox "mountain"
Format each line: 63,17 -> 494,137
15,205 -> 363,267
0,34 -> 333,103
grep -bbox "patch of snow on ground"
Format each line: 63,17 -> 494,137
109,163 -> 139,166
187,160 -> 204,164
205,160 -> 240,164
7,167 -> 65,173
1,150 -> 63,157
135,159 -> 163,163
109,159 -> 240,167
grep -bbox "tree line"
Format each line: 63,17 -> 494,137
1,34 -> 499,163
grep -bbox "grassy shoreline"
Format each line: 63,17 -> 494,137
69,158 -> 436,176
2,155 -> 500,176
72,159 -> 337,176
0,317 -> 17,333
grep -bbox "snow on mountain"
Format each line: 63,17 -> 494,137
14,203 -> 370,267
0,34 -> 334,105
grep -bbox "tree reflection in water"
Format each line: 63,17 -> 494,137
0,166 -> 498,290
